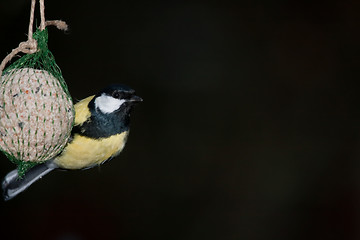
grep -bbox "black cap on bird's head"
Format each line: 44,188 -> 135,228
92,84 -> 142,114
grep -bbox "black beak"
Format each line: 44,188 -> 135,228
129,95 -> 143,103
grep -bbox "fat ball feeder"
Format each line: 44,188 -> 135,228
0,0 -> 74,177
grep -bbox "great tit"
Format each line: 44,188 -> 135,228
2,84 -> 142,201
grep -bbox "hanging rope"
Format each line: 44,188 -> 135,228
0,0 -> 68,76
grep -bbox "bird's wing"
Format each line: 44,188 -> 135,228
74,95 -> 95,126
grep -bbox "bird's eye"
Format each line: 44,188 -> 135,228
112,91 -> 121,99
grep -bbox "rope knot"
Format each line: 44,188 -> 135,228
19,39 -> 38,54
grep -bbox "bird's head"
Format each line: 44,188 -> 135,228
92,84 -> 142,114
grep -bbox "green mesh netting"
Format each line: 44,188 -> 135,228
0,28 -> 74,177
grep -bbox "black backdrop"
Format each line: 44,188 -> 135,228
0,1 -> 359,239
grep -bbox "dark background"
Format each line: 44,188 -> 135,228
0,0 -> 359,239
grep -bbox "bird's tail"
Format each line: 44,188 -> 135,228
2,160 -> 57,201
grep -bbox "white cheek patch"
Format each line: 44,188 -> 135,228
94,94 -> 126,114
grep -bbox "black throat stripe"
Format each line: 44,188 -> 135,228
72,109 -> 130,139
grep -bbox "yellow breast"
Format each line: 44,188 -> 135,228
54,131 -> 129,169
